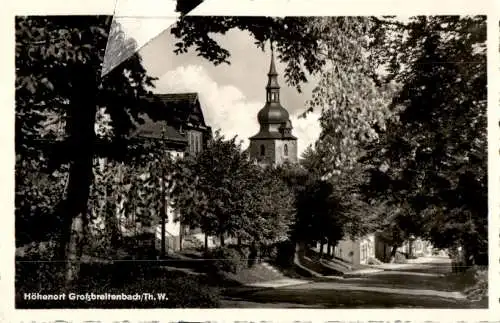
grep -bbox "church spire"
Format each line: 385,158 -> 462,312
268,43 -> 278,76
266,41 -> 280,102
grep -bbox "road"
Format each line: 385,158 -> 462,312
221,256 -> 486,308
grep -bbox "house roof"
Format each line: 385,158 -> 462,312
155,93 -> 199,105
130,92 -> 213,144
131,114 -> 187,143
144,92 -> 207,129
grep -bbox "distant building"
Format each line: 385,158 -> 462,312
249,51 -> 298,166
331,233 -> 434,266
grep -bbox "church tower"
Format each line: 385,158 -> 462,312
249,48 -> 298,166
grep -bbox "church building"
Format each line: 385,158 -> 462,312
249,51 -> 298,166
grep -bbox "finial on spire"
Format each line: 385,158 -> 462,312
268,39 -> 277,76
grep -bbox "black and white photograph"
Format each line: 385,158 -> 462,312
14,7 -> 488,310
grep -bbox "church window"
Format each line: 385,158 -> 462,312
260,144 -> 265,156
271,93 -> 276,101
284,144 -> 288,156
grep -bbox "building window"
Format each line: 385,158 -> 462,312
260,145 -> 265,156
188,132 -> 193,153
284,144 -> 288,156
196,134 -> 201,153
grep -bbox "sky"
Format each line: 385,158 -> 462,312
138,27 -> 322,156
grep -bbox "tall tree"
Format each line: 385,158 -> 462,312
244,167 -> 296,247
364,16 -> 487,264
171,132 -> 250,245
16,16 -> 155,284
303,17 -> 400,176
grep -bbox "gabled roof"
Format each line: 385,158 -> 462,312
131,114 -> 187,143
155,93 -> 199,105
133,123 -> 187,143
144,92 -> 207,129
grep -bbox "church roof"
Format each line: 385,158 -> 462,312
250,48 -> 297,141
257,102 -> 290,125
249,128 -> 297,140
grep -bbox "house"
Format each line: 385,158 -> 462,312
331,233 -> 434,266
116,92 -> 213,253
333,234 -> 377,266
133,92 -> 212,158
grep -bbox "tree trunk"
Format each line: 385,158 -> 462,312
179,222 -> 183,252
389,245 -> 398,263
220,233 -> 225,247
160,176 -> 166,257
250,241 -> 258,266
327,240 -> 332,258
204,232 -> 208,252
57,64 -> 97,288
64,214 -> 85,284
319,239 -> 325,259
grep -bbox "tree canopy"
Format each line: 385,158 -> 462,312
363,16 -> 487,263
171,132 -> 295,247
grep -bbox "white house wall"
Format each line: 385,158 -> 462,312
335,234 -> 376,266
335,239 -> 358,264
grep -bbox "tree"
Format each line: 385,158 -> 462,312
364,16 -> 487,265
301,17 -> 400,176
294,176 -> 346,257
172,133 -> 296,255
243,167 -> 296,256
16,16 -> 155,285
171,132 -> 250,245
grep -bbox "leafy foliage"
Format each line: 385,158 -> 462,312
363,16 -> 487,263
172,132 -> 295,247
15,154 -> 69,245
303,17 -> 400,175
15,16 -> 161,284
206,246 -> 247,274
15,16 -> 155,155
295,177 -> 346,245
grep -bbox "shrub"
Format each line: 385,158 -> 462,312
16,260 -> 66,296
206,246 -> 247,274
367,257 -> 383,265
464,266 -> 488,301
17,261 -> 221,308
235,245 -> 251,261
274,241 -> 296,267
393,252 -> 407,264
161,276 -> 220,308
16,240 -> 65,296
